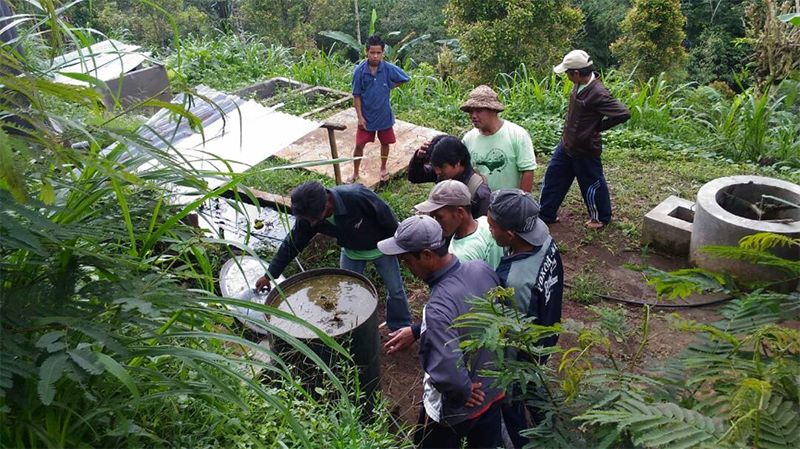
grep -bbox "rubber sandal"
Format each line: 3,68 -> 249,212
345,174 -> 358,184
585,219 -> 606,229
380,169 -> 390,182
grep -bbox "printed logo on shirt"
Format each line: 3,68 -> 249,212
473,148 -> 508,174
354,219 -> 363,229
537,244 -> 559,305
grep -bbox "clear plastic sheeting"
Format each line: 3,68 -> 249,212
196,198 -> 295,251
51,39 -> 149,85
131,85 -> 322,189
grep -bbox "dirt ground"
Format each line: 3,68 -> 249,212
375,207 -> 730,428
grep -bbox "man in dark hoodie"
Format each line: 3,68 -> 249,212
255,181 -> 411,331
408,134 -> 491,218
378,215 -> 504,448
539,50 -> 631,229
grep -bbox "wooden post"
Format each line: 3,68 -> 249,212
322,122 -> 347,185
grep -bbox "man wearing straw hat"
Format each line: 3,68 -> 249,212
539,50 -> 630,229
460,85 -> 537,192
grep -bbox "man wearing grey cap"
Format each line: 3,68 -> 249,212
540,49 -> 630,229
415,180 -> 504,269
378,215 -> 503,448
486,189 -> 564,448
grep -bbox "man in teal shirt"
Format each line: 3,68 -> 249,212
415,180 -> 504,269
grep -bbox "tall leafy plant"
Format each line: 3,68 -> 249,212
445,0 -> 583,83
612,0 -> 689,81
0,3 -> 355,447
319,8 -> 431,64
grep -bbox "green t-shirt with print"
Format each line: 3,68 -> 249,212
462,120 -> 537,191
326,215 -> 383,261
448,216 -> 504,269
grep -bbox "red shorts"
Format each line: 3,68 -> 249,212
356,126 -> 396,147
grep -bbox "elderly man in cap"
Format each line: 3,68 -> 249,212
378,215 -> 504,448
539,50 -> 631,229
486,189 -> 564,448
414,180 -> 503,269
460,85 -> 537,192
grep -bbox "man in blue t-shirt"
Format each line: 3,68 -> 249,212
348,34 -> 410,184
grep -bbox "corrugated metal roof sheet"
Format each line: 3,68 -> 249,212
133,85 -> 322,189
52,39 -> 149,85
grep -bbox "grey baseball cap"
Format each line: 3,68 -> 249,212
488,189 -> 551,246
414,180 -> 472,214
378,215 -> 447,256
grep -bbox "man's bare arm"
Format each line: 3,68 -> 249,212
519,170 -> 534,192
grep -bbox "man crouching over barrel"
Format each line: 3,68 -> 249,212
378,215 -> 504,448
256,181 -> 411,331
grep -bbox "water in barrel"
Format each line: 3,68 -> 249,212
269,274 -> 376,339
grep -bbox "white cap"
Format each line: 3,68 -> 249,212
554,50 -> 593,74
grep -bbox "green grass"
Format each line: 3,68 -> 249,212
567,262 -> 609,304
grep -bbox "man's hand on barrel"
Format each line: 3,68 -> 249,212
384,326 -> 415,354
255,275 -> 272,293
465,382 -> 485,407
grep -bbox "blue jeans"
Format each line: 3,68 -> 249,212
339,250 -> 411,331
539,143 -> 612,224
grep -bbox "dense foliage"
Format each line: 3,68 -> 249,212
612,0 -> 688,81
458,234 -> 800,448
445,0 -> 583,82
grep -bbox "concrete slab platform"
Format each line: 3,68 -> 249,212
642,195 -> 695,256
276,108 -> 442,189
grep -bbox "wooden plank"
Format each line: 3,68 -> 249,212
222,186 -> 292,210
276,108 -> 442,188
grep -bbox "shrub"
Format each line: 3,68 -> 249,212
744,0 -> 800,88
612,0 -> 688,81
95,0 -> 212,48
688,26 -> 750,87
445,0 -> 583,83
238,0 -> 350,53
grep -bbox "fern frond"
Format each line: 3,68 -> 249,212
738,233 -> 800,252
755,395 -> 800,449
579,399 -> 728,449
702,246 -> 800,276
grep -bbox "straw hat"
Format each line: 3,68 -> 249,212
460,85 -> 505,112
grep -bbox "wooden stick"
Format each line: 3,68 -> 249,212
326,126 -> 343,185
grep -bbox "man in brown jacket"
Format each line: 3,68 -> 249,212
539,50 -> 630,229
